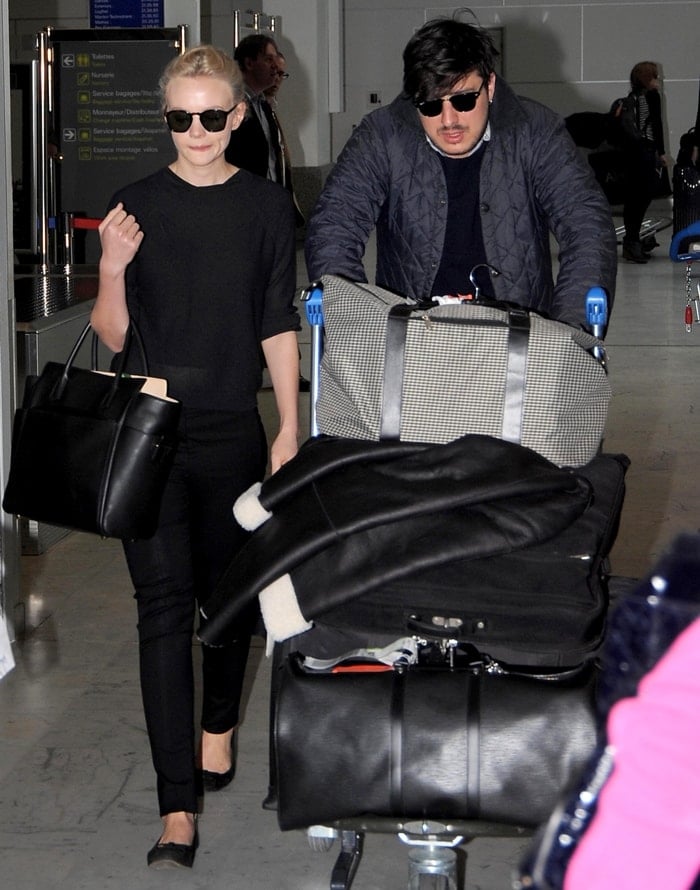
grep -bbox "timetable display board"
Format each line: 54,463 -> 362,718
90,0 -> 164,29
51,29 -> 182,221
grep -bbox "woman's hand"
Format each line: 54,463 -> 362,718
98,202 -> 144,274
269,426 -> 299,474
262,330 -> 300,474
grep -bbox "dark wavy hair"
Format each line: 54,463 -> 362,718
233,33 -> 278,69
403,18 -> 499,102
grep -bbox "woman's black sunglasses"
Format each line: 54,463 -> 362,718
164,106 -> 237,133
414,84 -> 485,118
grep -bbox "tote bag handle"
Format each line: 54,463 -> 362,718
54,320 -> 148,407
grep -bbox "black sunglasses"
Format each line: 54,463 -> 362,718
164,106 -> 237,133
415,84 -> 486,118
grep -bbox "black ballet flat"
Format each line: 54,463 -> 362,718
199,733 -> 237,792
201,763 -> 235,792
147,824 -> 198,869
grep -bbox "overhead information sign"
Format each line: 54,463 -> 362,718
90,0 -> 164,29
52,30 -> 181,222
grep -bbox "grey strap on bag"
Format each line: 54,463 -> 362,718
501,308 -> 530,444
379,304 -> 531,443
380,304 -> 413,439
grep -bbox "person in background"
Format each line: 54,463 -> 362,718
305,17 -> 617,331
263,49 -> 287,100
91,44 -> 300,869
228,39 -> 309,390
264,51 -> 305,227
564,617 -> 700,890
225,33 -> 283,182
515,532 -> 700,890
617,61 -> 672,263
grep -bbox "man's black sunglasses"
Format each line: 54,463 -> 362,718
414,84 -> 485,118
164,106 -> 238,133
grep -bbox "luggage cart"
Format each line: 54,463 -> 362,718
198,281 -> 623,890
275,283 -> 612,890
305,818 -> 529,890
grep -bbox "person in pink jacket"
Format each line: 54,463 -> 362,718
516,533 -> 700,890
564,615 -> 700,890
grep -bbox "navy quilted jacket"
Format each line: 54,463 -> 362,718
305,77 -> 617,329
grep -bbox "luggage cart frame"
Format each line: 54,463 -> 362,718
296,283 -> 610,890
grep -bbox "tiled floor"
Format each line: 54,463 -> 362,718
1,199 -> 698,890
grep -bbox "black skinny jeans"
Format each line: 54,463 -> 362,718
123,408 -> 267,816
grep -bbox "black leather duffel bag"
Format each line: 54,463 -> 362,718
274,646 -> 597,832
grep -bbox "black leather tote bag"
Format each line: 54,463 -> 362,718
3,321 -> 181,539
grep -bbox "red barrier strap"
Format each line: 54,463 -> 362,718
71,218 -> 102,230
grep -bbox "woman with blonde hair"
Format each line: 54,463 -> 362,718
91,44 -> 300,868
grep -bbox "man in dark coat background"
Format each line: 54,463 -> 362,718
225,33 -> 283,182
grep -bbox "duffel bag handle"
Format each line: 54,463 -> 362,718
379,304 -> 530,442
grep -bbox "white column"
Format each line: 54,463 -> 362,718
262,0 -> 335,167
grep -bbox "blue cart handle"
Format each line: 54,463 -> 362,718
585,287 -> 608,366
302,282 -> 324,327
585,287 -> 607,337
301,282 -> 325,436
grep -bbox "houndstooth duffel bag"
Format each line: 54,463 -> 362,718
316,275 -> 612,468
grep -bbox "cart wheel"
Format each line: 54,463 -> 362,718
407,844 -> 458,890
308,835 -> 335,853
306,825 -> 337,852
416,875 -> 449,890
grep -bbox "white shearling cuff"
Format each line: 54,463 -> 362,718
259,574 -> 313,655
233,481 -> 272,530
